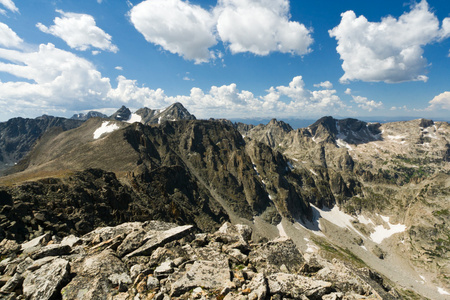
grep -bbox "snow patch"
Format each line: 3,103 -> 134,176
93,122 -> 119,139
361,245 -> 368,251
387,135 -> 405,140
370,217 -> 406,244
357,215 -> 374,226
126,113 -> 142,124
317,205 -> 364,238
336,139 -> 353,151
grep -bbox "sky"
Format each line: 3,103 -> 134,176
0,0 -> 449,122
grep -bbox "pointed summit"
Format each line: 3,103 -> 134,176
110,106 -> 131,121
147,102 -> 196,124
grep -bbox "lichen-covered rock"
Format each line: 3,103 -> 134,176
61,249 -> 128,300
247,273 -> 267,300
22,258 -> 70,300
249,237 -> 305,274
267,273 -> 332,299
170,259 -> 232,296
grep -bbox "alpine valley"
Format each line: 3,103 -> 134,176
0,103 -> 449,300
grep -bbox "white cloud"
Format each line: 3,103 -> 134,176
129,0 -> 217,64
344,88 -> 352,95
329,0 -> 449,83
313,81 -> 333,89
351,95 -> 383,112
129,0 -> 312,63
107,76 -> 169,108
0,0 -> 18,13
0,43 -> 112,116
115,66 -> 123,71
390,105 -> 409,111
0,22 -> 23,48
427,91 -> 450,111
37,10 -> 118,53
215,0 -> 313,56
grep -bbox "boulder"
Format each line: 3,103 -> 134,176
249,237 -> 305,274
61,249 -> 128,300
125,225 -> 193,258
170,259 -> 232,296
267,273 -> 332,299
22,258 -> 70,300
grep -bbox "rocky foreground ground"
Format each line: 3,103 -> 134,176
0,221 -> 403,300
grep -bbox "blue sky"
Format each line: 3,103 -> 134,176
0,0 -> 449,121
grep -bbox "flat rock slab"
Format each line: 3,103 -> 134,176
267,273 -> 332,299
31,244 -> 71,260
125,225 -> 193,258
23,258 -> 70,300
170,260 -> 232,296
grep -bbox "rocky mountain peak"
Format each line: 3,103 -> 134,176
267,118 -> 293,132
110,105 -> 132,121
70,111 -> 108,121
151,102 -> 196,124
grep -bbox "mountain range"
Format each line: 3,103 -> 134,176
0,102 -> 449,299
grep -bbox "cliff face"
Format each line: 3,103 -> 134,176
0,116 -> 83,174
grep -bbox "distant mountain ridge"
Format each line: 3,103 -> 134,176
0,102 -> 196,173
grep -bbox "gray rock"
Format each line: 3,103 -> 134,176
154,259 -> 174,279
20,233 -> 51,252
116,227 -> 146,257
61,249 -> 128,300
147,275 -> 160,290
15,257 -> 33,274
22,258 -> 70,300
249,237 -> 305,274
81,222 -> 143,244
60,235 -> 81,247
267,273 -> 332,299
170,259 -> 232,296
0,239 -> 20,256
26,256 -> 55,272
125,225 -> 193,258
130,264 -> 145,281
247,273 -> 267,300
30,244 -> 71,260
0,273 -> 23,293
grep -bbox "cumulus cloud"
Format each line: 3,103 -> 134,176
0,0 -> 18,13
129,0 -> 217,64
0,22 -> 23,48
344,88 -> 352,95
0,43 -> 112,116
37,10 -> 118,53
115,66 -> 123,71
351,95 -> 383,112
329,0 -> 449,83
314,81 -> 333,89
129,0 -> 312,63
427,91 -> 450,111
215,0 -> 313,56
